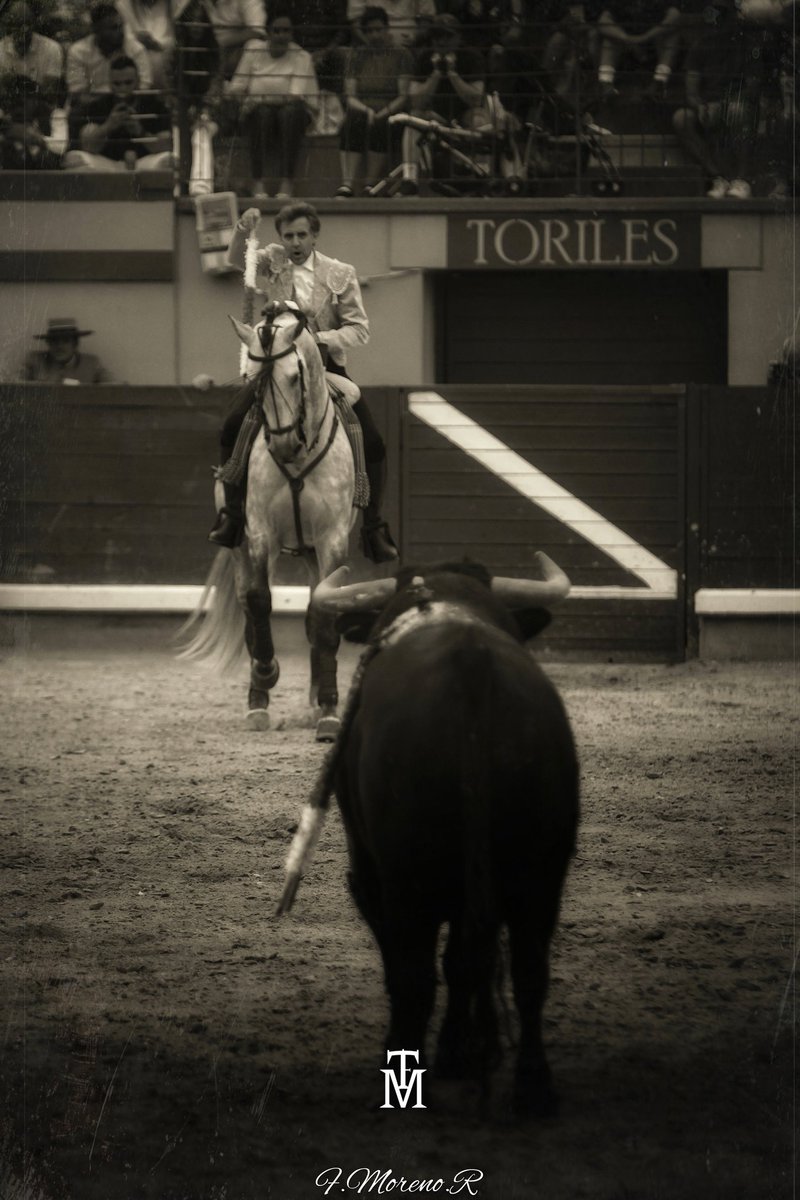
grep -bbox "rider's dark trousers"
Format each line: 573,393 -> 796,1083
219,366 -> 385,464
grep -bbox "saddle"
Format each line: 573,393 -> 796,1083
327,381 -> 369,509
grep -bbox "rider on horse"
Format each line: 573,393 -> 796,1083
208,200 -> 399,564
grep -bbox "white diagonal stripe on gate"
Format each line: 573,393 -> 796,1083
408,391 -> 677,595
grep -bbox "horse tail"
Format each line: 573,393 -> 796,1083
176,550 -> 246,674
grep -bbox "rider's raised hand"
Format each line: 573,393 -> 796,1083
237,208 -> 262,235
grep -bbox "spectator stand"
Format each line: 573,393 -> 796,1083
0,2 -> 791,199
168,5 -> 697,197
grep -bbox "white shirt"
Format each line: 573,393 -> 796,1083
115,0 -> 174,50
202,0 -> 266,47
66,31 -> 153,93
0,33 -> 63,86
292,252 -> 316,311
228,39 -> 319,109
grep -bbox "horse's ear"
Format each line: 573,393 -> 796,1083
229,316 -> 254,344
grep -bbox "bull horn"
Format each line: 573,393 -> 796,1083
312,566 -> 397,613
491,551 -> 571,606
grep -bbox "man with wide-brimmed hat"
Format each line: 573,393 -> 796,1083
21,318 -> 114,383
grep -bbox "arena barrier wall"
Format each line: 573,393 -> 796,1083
0,382 -> 795,660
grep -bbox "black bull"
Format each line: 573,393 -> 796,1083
293,557 -> 579,1116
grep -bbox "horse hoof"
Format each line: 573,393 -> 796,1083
246,708 -> 271,731
315,714 -> 340,742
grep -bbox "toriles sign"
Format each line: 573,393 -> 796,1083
448,214 -> 701,269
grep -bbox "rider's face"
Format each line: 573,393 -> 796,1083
279,217 -> 317,266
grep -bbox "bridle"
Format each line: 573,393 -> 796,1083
248,311 -> 318,445
248,306 -> 341,551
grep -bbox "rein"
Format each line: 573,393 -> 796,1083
269,410 -> 340,553
254,315 -> 311,440
251,313 -> 340,552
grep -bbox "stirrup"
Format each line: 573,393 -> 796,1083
361,520 -> 399,564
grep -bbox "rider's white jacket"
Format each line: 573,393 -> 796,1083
227,231 -> 369,368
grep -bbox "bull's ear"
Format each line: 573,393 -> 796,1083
513,607 -> 552,641
335,611 -> 380,643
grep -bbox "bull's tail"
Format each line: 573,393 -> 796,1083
175,549 -> 246,674
453,631 -> 502,1094
276,648 -> 374,913
276,803 -> 328,915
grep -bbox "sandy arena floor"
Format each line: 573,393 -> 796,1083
0,616 -> 795,1200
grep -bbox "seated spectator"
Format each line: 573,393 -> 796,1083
174,0 -> 221,83
21,318 -> 113,383
399,12 -> 485,193
337,5 -> 412,194
290,0 -> 349,64
739,0 -> 796,197
348,0 -> 436,49
0,0 -> 64,105
63,53 -> 173,170
0,82 -> 64,169
538,2 -> 600,127
115,0 -> 174,89
436,0 -> 514,56
595,1 -> 683,99
45,1 -> 93,48
672,0 -> 765,197
290,0 -> 349,102
66,1 -> 152,99
202,0 -> 267,79
173,0 -> 223,193
174,0 -> 222,104
226,8 -> 319,197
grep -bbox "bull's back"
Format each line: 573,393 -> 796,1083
344,622 -> 578,899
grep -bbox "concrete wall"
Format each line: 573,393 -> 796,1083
174,211 -> 429,387
727,214 -> 798,385
0,281 -> 176,385
1,196 -> 795,389
0,195 -> 176,385
699,616 -> 797,662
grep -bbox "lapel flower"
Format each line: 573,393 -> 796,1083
326,261 -> 352,295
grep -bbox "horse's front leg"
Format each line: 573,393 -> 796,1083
307,539 -> 348,743
306,603 -> 340,742
239,546 -> 280,731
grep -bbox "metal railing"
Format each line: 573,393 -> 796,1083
11,10 -> 782,199
172,15 -> 676,196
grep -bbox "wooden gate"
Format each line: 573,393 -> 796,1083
401,385 -> 687,659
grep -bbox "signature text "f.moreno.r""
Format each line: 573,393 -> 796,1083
315,1167 -> 484,1195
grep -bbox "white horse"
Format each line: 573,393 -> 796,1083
181,304 -> 357,740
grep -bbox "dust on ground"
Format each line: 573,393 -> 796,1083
0,617 -> 795,1200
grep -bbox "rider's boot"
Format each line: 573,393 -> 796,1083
361,456 -> 399,564
208,481 -> 245,548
